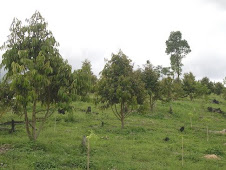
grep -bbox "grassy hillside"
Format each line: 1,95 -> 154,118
0,95 -> 226,169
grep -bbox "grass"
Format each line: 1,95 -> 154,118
0,95 -> 226,169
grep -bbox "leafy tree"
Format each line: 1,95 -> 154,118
74,59 -> 97,101
142,60 -> 160,112
1,11 -> 76,141
182,72 -> 196,101
194,81 -> 209,98
132,69 -> 146,106
214,82 -> 224,95
160,77 -> 174,102
161,66 -> 174,78
200,77 -> 214,94
172,79 -> 184,100
97,50 -> 145,128
165,31 -> 191,80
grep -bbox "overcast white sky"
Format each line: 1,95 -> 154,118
0,0 -> 226,81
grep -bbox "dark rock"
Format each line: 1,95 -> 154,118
180,126 -> 184,132
58,109 -> 65,114
212,99 -> 220,104
208,107 -> 213,112
164,137 -> 170,141
207,107 -> 224,114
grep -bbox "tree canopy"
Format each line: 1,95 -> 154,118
97,50 -> 145,128
166,31 -> 191,80
0,11 -> 76,140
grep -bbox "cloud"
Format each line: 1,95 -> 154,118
183,52 -> 226,82
204,0 -> 226,10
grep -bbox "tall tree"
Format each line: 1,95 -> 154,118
1,11 -> 76,141
97,50 -> 145,128
165,31 -> 191,80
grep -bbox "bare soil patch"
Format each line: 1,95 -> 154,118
204,154 -> 221,160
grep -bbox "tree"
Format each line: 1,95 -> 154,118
200,77 -> 214,94
172,79 -> 184,100
160,77 -> 174,102
182,72 -> 196,101
142,60 -> 160,112
194,81 -> 209,98
165,31 -> 191,80
97,50 -> 145,128
1,11 -> 76,141
214,82 -> 224,95
74,59 -> 97,101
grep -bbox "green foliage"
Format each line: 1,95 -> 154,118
0,81 -> 15,117
165,31 -> 191,79
182,72 -> 196,100
194,82 -> 209,98
200,77 -> 214,94
0,11 -> 76,140
141,60 -> 161,111
97,50 -> 145,128
213,82 -> 224,95
74,59 -> 97,101
159,77 -> 174,102
172,80 -> 184,100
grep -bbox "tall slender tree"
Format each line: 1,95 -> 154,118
165,31 -> 191,80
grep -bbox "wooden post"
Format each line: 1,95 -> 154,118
87,138 -> 90,170
86,107 -> 91,114
182,136 -> 184,166
190,117 -> 192,128
11,119 -> 15,132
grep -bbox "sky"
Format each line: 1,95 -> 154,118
0,0 -> 226,82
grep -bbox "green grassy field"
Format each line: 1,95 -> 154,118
0,96 -> 226,169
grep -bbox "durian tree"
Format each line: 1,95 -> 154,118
97,50 -> 145,128
1,11 -> 76,141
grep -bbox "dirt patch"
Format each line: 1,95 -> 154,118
0,144 -> 11,154
204,154 -> 221,160
210,129 -> 226,135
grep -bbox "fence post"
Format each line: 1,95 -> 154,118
11,119 -> 15,132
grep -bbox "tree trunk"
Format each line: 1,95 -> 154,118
24,106 -> 32,140
121,102 -> 124,129
150,94 -> 154,112
36,103 -> 50,139
121,116 -> 124,129
32,100 -> 37,141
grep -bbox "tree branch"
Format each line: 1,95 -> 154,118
111,106 -> 121,120
36,104 -> 55,139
